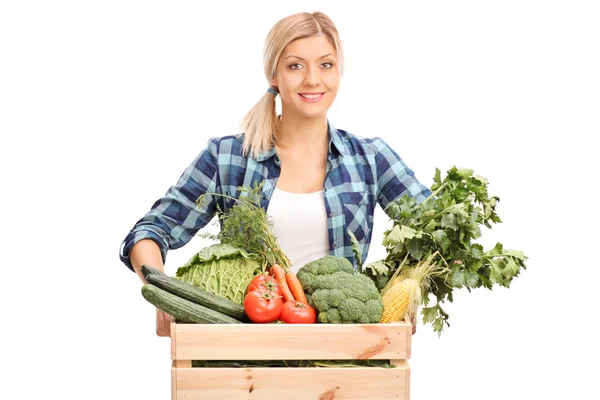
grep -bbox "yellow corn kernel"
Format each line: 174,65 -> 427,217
380,278 -> 417,323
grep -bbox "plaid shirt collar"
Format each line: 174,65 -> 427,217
254,119 -> 345,162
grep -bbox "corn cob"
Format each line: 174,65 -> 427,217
380,253 -> 448,324
380,277 -> 418,323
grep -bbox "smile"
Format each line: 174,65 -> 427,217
298,92 -> 325,103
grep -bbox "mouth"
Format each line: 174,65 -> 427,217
298,92 -> 325,103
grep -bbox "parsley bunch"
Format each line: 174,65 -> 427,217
365,167 -> 527,334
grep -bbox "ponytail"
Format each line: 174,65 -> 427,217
240,88 -> 280,159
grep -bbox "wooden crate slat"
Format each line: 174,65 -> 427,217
173,361 -> 410,400
391,359 -> 410,400
172,322 -> 411,361
170,361 -> 177,400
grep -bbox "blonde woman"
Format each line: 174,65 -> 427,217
120,11 -> 431,335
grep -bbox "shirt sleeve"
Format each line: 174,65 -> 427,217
119,138 -> 220,272
373,137 -> 432,211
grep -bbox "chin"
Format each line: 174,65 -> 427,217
301,110 -> 327,119
296,105 -> 331,119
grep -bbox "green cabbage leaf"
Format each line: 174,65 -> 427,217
175,243 -> 264,304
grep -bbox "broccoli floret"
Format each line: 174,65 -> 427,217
310,289 -> 331,312
297,256 -> 354,292
302,255 -> 355,275
318,307 -> 342,324
364,299 -> 385,321
327,288 -> 345,308
296,255 -> 383,324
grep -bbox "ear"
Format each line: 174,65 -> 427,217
271,74 -> 278,88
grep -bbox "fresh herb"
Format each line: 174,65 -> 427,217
196,181 -> 292,272
365,166 -> 527,335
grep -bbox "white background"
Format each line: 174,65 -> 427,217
1,1 -> 599,399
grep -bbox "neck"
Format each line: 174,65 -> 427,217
277,114 -> 329,147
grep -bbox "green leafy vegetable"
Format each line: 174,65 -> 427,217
175,243 -> 263,304
366,166 -> 527,335
197,181 -> 292,271
347,229 -> 363,271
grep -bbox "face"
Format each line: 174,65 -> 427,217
272,35 -> 340,121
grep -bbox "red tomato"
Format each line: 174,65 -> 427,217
246,274 -> 283,296
243,290 -> 283,323
279,301 -> 317,324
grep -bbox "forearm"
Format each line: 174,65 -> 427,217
130,239 -> 164,283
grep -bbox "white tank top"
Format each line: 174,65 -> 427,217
266,187 -> 330,274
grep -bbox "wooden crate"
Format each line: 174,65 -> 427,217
169,318 -> 412,400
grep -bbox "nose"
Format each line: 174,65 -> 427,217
303,65 -> 320,87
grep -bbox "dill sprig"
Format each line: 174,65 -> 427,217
196,181 -> 292,272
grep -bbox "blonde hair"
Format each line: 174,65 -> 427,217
240,11 -> 344,159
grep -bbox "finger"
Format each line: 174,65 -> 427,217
156,309 -> 170,337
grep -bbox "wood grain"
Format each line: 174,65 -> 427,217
168,313 -> 413,398
173,362 -> 410,400
171,322 -> 411,361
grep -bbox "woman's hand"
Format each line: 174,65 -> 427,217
156,308 -> 171,337
130,239 -> 172,336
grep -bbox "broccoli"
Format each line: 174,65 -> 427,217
296,256 -> 384,323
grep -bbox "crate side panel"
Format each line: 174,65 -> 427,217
174,363 -> 409,400
171,361 -> 176,400
173,323 -> 410,360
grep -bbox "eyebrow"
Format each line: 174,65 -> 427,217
285,53 -> 334,61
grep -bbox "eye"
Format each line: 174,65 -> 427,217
288,63 -> 303,70
321,61 -> 334,69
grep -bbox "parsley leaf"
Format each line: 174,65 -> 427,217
374,166 -> 528,335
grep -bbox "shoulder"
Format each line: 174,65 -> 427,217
333,128 -> 390,156
187,134 -> 246,172
204,133 -> 245,155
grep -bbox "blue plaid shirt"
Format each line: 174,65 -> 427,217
119,121 -> 431,272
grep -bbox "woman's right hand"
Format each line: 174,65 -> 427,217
130,239 -> 171,336
156,308 -> 172,337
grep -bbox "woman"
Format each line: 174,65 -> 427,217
120,11 -> 431,335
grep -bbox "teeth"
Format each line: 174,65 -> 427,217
300,93 -> 323,99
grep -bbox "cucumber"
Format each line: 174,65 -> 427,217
146,273 -> 248,321
141,284 -> 242,324
141,264 -> 167,280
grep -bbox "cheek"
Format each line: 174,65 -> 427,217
278,72 -> 303,91
324,78 -> 340,98
323,74 -> 340,91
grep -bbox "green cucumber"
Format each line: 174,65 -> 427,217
146,273 -> 248,321
141,284 -> 242,324
141,264 -> 166,280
